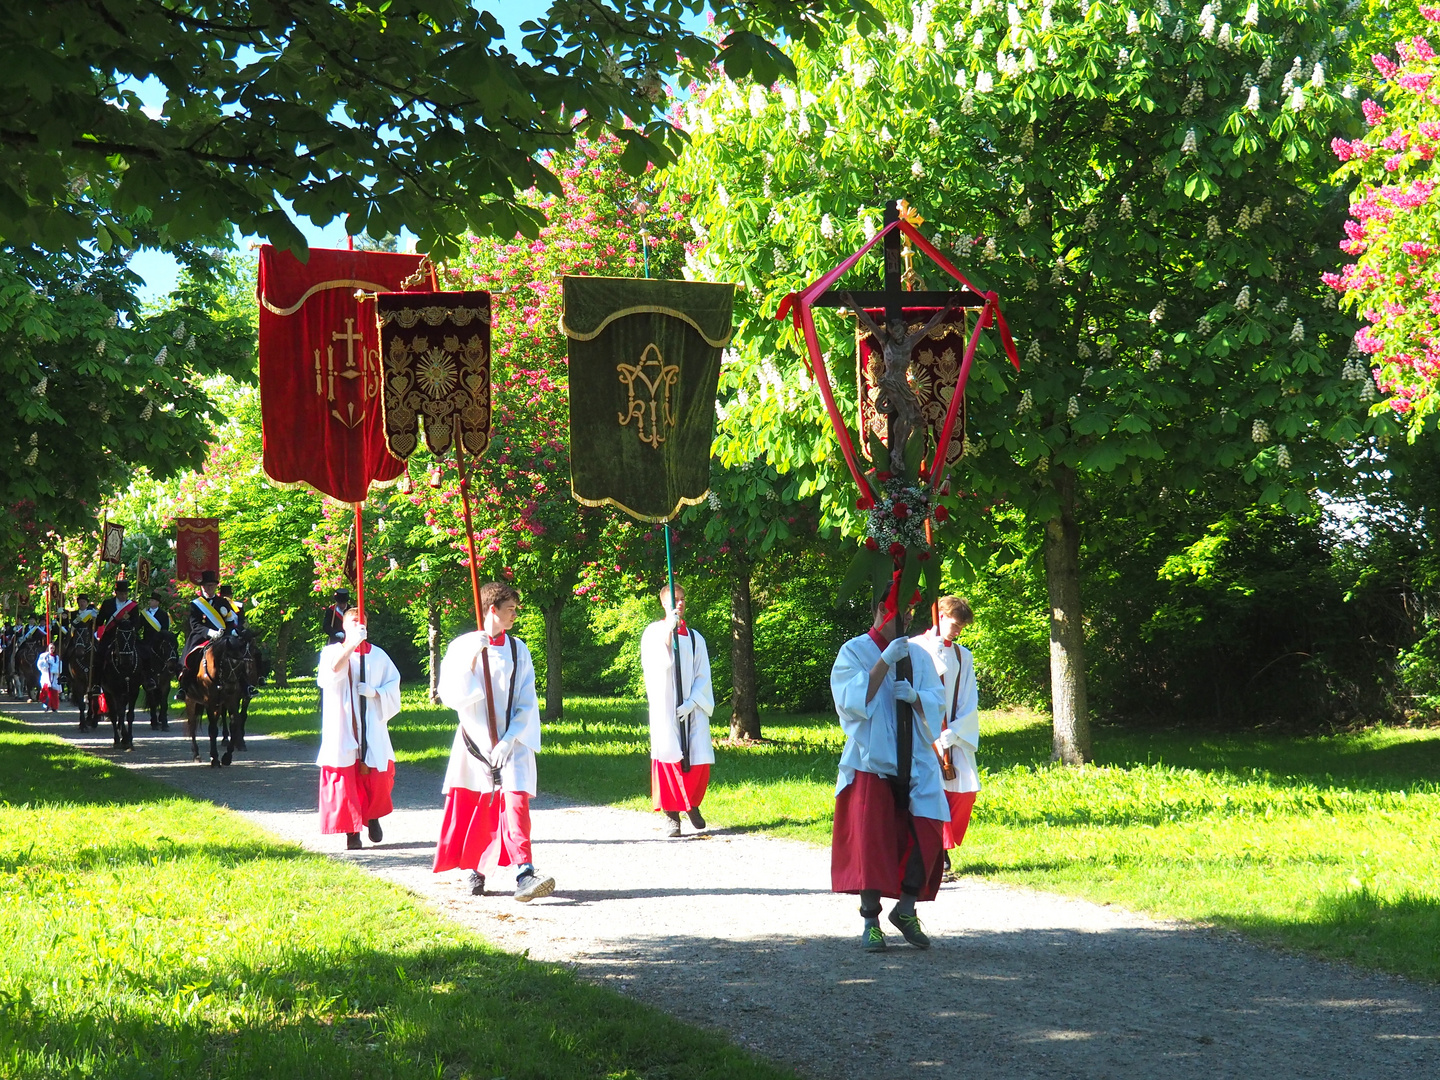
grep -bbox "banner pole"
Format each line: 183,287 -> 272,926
664,520 -> 689,771
452,434 -> 485,633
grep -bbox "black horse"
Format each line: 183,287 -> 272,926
99,620 -> 145,750
142,630 -> 180,731
65,632 -> 100,731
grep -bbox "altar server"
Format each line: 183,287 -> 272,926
830,590 -> 949,952
37,642 -> 63,712
433,582 -> 555,902
640,583 -> 715,837
912,596 -> 981,870
316,608 -> 401,850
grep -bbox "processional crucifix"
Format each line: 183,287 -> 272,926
779,197 -> 1019,799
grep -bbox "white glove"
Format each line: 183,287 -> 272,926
881,636 -> 910,665
893,678 -> 919,703
676,698 -> 696,719
663,607 -> 680,631
207,628 -> 223,640
355,681 -> 379,699
936,727 -> 962,750
491,738 -> 513,765
345,623 -> 368,644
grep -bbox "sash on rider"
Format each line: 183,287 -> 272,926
141,609 -> 163,633
192,596 -> 227,632
96,600 -> 139,640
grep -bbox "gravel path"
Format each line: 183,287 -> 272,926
8,697 -> 1440,1079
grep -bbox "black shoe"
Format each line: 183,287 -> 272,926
346,833 -> 362,850
664,811 -> 682,838
466,870 -> 486,896
686,806 -> 706,830
367,818 -> 383,844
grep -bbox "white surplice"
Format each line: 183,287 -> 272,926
830,631 -> 950,821
36,653 -> 62,689
315,643 -> 401,769
439,631 -> 541,796
912,629 -> 982,794
639,621 -> 716,766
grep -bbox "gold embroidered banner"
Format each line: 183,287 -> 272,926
561,276 -> 734,523
856,308 -> 970,470
376,291 -> 492,459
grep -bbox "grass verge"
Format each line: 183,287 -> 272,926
0,714 -> 796,1080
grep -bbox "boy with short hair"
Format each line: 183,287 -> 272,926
433,581 -> 555,902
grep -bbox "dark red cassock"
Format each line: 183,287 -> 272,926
257,246 -> 426,502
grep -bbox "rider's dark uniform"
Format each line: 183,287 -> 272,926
182,591 -> 239,682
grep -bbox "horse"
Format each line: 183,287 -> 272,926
184,632 -> 248,767
142,630 -> 180,731
98,619 -> 145,751
227,633 -> 270,753
64,632 -> 100,731
14,635 -> 43,704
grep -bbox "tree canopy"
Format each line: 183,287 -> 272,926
1,0 -> 875,260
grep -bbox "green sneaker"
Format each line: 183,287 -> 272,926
888,910 -> 931,949
862,924 -> 887,952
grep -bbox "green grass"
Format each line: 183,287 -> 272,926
249,685 -> 1440,981
0,715 -> 797,1080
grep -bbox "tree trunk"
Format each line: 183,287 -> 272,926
543,598 -> 564,720
273,618 -> 292,689
1044,462 -> 1090,764
729,558 -> 761,741
428,598 -> 442,704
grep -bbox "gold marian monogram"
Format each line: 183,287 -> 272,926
616,343 -> 679,449
314,318 -> 382,429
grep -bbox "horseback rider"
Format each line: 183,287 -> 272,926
219,584 -> 249,631
95,579 -> 140,665
322,587 -> 350,645
138,590 -> 172,645
181,570 -> 239,697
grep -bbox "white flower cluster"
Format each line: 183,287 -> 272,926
1172,18 -> 1186,43
1206,215 -> 1222,239
1084,209 -> 1099,231
1026,340 -> 1042,363
1067,395 -> 1080,418
1150,300 -> 1166,324
1235,286 -> 1251,311
820,213 -> 835,240
1183,82 -> 1205,115
1182,128 -> 1198,154
1197,315 -> 1213,335
1099,340 -> 1114,361
1289,318 -> 1305,342
1218,23 -> 1234,49
23,448 -> 37,467
1017,204 -> 1032,226
1275,297 -> 1289,314
1017,388 -> 1035,415
1078,341 -> 1093,359
95,339 -> 106,356
1245,85 -> 1262,113
1341,357 -> 1368,381
911,159 -> 925,178
1199,4 -> 1216,39
34,377 -> 47,397
1119,194 -> 1133,220
1276,445 -> 1292,469
1146,349 -> 1162,371
106,313 -> 118,329
173,320 -> 187,342
707,491 -> 722,510
1251,418 -> 1270,443
1243,2 -> 1259,28
1117,47 -> 1131,68
1019,125 -> 1035,152
153,346 -> 168,367
186,334 -> 197,351
1051,256 -> 1066,284
983,237 -> 998,260
1126,10 -> 1140,34
1359,378 -> 1377,403
140,400 -> 154,421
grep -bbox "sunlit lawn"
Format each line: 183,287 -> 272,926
0,715 -> 796,1080
251,684 -> 1440,981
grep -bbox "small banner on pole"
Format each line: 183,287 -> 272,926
99,521 -> 125,564
257,246 -> 427,502
562,276 -> 734,523
375,290 -> 492,458
857,308 -> 969,470
136,558 -> 152,587
175,517 -> 219,584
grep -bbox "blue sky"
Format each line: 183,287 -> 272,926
130,0 -> 553,302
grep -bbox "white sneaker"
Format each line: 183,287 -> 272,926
514,870 -> 555,902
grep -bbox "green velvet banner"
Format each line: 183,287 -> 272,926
562,276 -> 735,523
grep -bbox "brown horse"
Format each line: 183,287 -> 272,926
184,633 -> 247,767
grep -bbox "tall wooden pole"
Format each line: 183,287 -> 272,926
452,433 -> 485,632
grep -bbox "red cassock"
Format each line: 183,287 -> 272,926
318,762 -> 397,834
433,790 -> 533,875
831,771 -> 945,901
651,761 -> 710,812
257,247 -> 426,502
943,790 -> 977,851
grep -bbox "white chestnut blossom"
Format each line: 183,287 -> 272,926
1243,2 -> 1259,27
1245,86 -> 1261,112
1251,419 -> 1269,443
1235,285 -> 1251,311
1017,388 -> 1034,414
1126,11 -> 1140,35
1067,395 -> 1080,418
1119,194 -> 1133,220
1289,318 -> 1305,342
1182,128 -> 1198,154
1276,445 -> 1291,468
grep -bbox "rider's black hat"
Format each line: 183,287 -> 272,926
150,590 -> 163,601
198,569 -> 220,585
334,587 -> 350,600
114,579 -> 129,592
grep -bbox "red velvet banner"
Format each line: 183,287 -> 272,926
175,517 -> 219,584
257,247 -> 426,502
